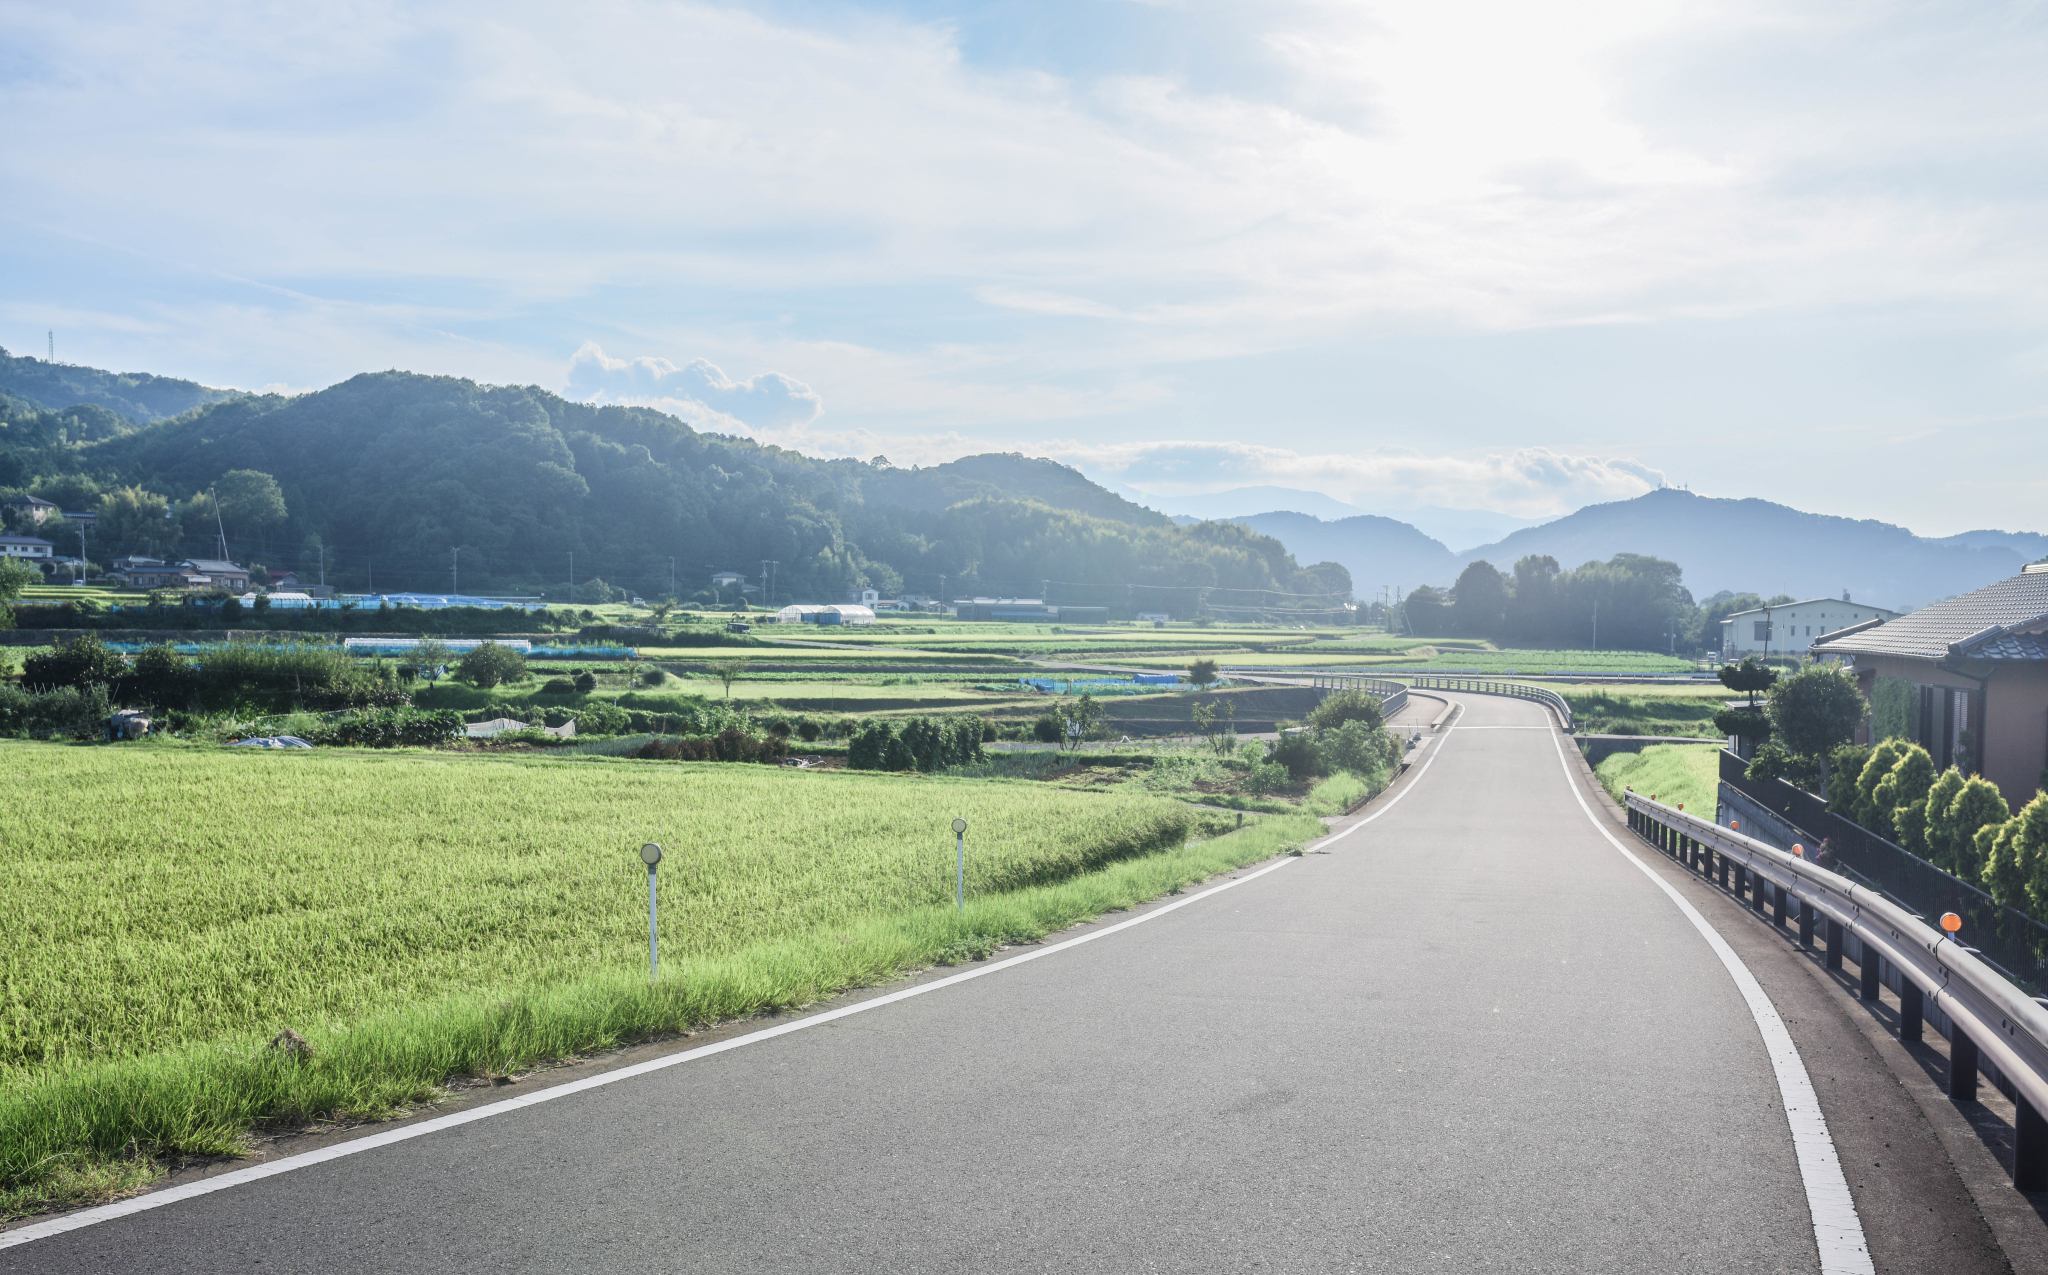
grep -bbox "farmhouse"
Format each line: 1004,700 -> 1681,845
950,597 -> 1111,625
119,557 -> 253,592
1812,564 -> 2048,809
1719,596 -> 1898,657
1,495 -> 57,524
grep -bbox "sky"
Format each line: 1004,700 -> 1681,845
4,0 -> 2047,534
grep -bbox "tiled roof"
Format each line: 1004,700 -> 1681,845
1813,570 -> 2048,661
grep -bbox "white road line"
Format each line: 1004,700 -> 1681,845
2,856 -> 1305,1249
1546,726 -> 1873,1275
1310,701 -> 1461,851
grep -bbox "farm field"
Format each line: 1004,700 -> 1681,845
1220,647 -> 1699,675
1561,688 -> 1727,737
0,740 -> 1303,1216
1593,743 -> 1722,816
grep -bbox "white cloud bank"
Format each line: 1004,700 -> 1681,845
566,343 -> 822,431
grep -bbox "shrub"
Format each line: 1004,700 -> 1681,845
1826,744 -> 1871,813
304,708 -> 464,748
456,641 -> 526,689
1853,738 -> 1909,830
0,683 -> 112,736
1323,719 -> 1399,778
569,702 -> 631,736
1031,713 -> 1061,743
23,634 -> 127,691
1243,761 -> 1290,794
126,644 -> 198,712
1939,775 -> 2010,879
638,668 -> 665,687
635,729 -> 789,764
573,671 -> 598,693
1874,744 -> 1936,848
540,678 -> 576,695
1266,731 -> 1326,782
795,718 -> 822,743
1306,689 -> 1384,733
846,715 -> 985,772
1712,705 -> 1771,745
1979,793 -> 2048,912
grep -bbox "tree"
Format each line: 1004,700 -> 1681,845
1718,656 -> 1778,706
1714,655 -> 1779,748
1852,738 -> 1908,830
648,599 -> 675,625
1449,560 -> 1510,639
411,636 -> 450,680
1185,658 -> 1220,688
1766,665 -> 1865,796
0,556 -> 37,601
1307,688 -> 1385,733
1873,744 -> 1937,849
126,644 -> 197,712
456,641 -> 527,688
1057,691 -> 1104,752
213,470 -> 288,535
1936,775 -> 2009,879
1190,697 -> 1236,756
96,485 -> 178,559
707,658 -> 749,698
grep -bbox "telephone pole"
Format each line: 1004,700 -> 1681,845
451,546 -> 460,595
209,486 -> 227,561
668,556 -> 676,600
568,551 -> 575,603
1591,598 -> 1599,650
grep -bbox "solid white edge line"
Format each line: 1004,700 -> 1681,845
1309,701 -> 1461,850
2,855 -> 1306,1250
1545,726 -> 1873,1275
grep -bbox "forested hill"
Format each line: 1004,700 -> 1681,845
3,369 -> 1340,611
0,346 -> 239,423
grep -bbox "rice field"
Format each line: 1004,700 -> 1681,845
0,740 -> 1304,1215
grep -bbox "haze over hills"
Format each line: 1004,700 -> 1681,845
1128,483 -> 1549,550
1452,489 -> 2031,611
0,346 -> 238,422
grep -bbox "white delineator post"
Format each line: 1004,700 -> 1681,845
952,818 -> 968,910
640,842 -> 663,977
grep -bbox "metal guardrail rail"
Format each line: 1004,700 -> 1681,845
1626,791 -> 2048,1190
1306,675 -> 1408,720
1403,676 -> 1574,731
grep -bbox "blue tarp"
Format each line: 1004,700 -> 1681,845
229,736 -> 313,748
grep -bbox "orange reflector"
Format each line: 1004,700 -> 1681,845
1792,844 -> 1804,856
1730,820 -> 1740,831
1941,913 -> 1962,934
1676,803 -> 1684,811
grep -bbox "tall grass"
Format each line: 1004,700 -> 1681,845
0,788 -> 1314,1217
1593,744 -> 1721,816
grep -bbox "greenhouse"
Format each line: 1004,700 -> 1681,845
774,604 -> 876,626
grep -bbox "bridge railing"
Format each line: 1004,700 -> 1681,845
1404,676 -> 1574,732
1307,675 -> 1408,719
1626,790 -> 2048,1191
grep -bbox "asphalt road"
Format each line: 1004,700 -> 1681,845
2,694 -> 2011,1272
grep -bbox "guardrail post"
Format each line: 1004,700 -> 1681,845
1860,950 -> 1881,1001
2017,1096 -> 2048,1191
1899,980 -> 1923,1042
1797,898 -> 1814,950
1949,1028 -> 1978,1102
1771,882 -> 1786,927
1824,917 -> 1844,970
1752,872 -> 1767,915
1717,853 -> 1729,890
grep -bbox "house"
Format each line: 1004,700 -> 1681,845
709,570 -> 755,593
1812,565 -> 2048,809
1,535 -> 55,561
112,555 -> 164,574
269,571 -> 301,590
1720,596 -> 1898,657
1,495 -> 57,524
120,558 -> 252,592
1137,612 -> 1172,626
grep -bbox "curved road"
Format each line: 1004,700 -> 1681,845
1,694 -> 2016,1272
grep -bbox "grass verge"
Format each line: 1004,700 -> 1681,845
0,812 -> 1321,1221
1593,744 -> 1721,817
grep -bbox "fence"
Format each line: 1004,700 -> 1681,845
1718,752 -> 2048,995
1306,675 -> 1409,720
1402,676 -> 1573,731
1626,790 -> 2048,1190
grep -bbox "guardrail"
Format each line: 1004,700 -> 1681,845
1307,675 -> 1408,719
1404,676 -> 1574,731
1625,790 -> 2048,1190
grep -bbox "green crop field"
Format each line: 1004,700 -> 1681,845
1594,744 -> 1722,816
0,741 -> 1305,1217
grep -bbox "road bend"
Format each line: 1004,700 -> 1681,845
2,694 -> 1987,1272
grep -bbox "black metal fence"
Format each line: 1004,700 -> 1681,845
1719,750 -> 2048,996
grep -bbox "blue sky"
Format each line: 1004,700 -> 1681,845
4,0 -> 2046,533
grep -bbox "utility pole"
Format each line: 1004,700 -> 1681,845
48,331 -> 53,362
1591,598 -> 1599,650
319,544 -> 326,591
668,556 -> 676,600
209,486 -> 227,561
568,551 -> 575,603
368,561 -> 374,594
451,546 -> 460,595
761,559 -> 779,608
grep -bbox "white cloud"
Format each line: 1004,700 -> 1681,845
565,342 -> 822,429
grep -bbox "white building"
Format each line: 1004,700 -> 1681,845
1719,596 -> 1899,657
774,604 -> 876,626
0,535 -> 54,561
